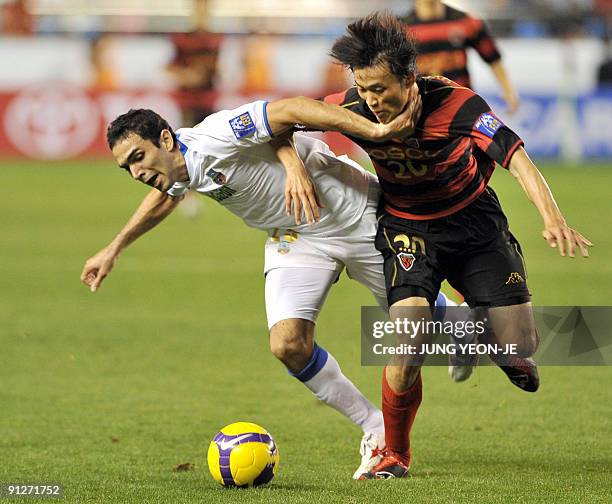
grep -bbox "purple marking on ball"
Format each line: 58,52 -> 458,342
212,431 -> 274,486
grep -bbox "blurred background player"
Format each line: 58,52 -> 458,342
167,0 -> 222,217
166,0 -> 220,126
0,0 -> 33,34
401,0 -> 519,113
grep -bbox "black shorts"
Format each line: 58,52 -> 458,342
375,187 -> 531,308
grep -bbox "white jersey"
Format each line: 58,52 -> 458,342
166,100 -> 375,235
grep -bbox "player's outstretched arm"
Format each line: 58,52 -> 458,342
508,147 -> 593,258
265,91 -> 421,140
490,60 -> 519,114
80,189 -> 182,292
270,134 -> 323,226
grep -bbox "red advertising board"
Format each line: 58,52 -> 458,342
0,84 -> 182,159
0,83 -> 367,162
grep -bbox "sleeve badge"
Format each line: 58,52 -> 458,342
229,112 -> 256,139
474,112 -> 503,138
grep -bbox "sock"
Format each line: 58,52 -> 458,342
290,344 -> 384,434
382,367 -> 422,465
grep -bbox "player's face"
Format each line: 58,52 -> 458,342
353,62 -> 414,124
112,132 -> 186,192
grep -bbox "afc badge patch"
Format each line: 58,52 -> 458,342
397,252 -> 416,271
474,112 -> 503,138
230,112 -> 256,139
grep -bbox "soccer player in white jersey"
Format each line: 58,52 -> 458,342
80,96 -> 454,478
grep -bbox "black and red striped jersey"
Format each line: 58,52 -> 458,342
400,5 -> 500,88
321,76 -> 523,220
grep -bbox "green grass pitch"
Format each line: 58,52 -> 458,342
1,160 -> 611,503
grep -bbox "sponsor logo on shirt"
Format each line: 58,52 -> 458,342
206,168 -> 226,185
205,186 -> 236,202
474,112 -> 503,138
205,168 -> 235,201
229,112 -> 256,139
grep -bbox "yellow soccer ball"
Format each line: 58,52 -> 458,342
207,421 -> 280,487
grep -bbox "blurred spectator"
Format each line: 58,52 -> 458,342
0,0 -> 33,34
400,0 -> 519,113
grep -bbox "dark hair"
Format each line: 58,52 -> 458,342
106,108 -> 176,148
330,11 -> 417,81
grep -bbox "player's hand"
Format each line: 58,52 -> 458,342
542,220 -> 593,258
504,89 -> 520,115
377,83 -> 422,141
284,167 -> 323,226
80,245 -> 120,292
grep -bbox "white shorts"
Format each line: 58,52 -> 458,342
264,184 -> 387,329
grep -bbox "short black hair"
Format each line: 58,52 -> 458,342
330,11 -> 417,81
107,108 -> 176,149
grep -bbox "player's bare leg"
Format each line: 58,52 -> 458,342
269,318 -> 385,477
479,303 -> 540,392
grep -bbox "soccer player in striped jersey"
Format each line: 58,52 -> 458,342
401,0 -> 519,113
283,12 -> 592,479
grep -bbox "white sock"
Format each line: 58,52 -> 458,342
291,344 -> 384,434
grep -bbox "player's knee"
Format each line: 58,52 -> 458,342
269,324 -> 310,365
389,296 -> 430,317
270,337 -> 304,363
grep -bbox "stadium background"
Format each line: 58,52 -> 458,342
1,1 -> 611,502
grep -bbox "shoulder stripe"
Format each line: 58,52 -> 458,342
423,84 -> 472,94
262,101 -> 274,138
323,90 -> 349,106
